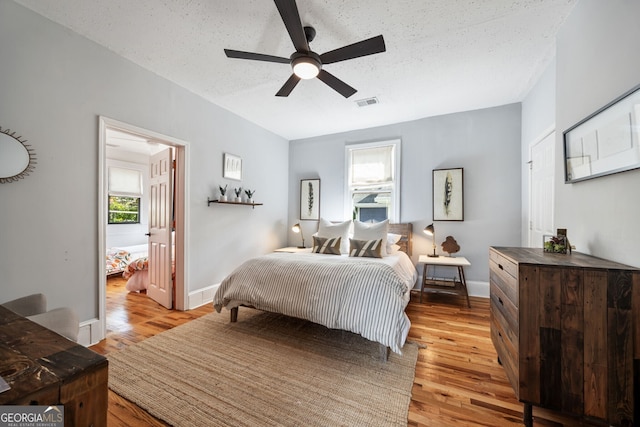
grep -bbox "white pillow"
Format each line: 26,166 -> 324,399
387,233 -> 402,245
386,233 -> 402,254
387,244 -> 401,254
317,218 -> 351,254
353,220 -> 389,255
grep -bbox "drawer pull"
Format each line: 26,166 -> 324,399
498,297 -> 504,306
498,263 -> 504,270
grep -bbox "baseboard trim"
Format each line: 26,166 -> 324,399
188,284 -> 220,310
467,280 -> 489,298
78,318 -> 103,347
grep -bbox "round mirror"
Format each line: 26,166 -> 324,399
0,127 -> 36,183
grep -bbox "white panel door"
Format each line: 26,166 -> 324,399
148,147 -> 173,309
529,131 -> 555,247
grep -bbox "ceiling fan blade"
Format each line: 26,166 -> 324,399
319,35 -> 386,64
275,74 -> 301,97
274,0 -> 309,52
316,70 -> 357,98
224,49 -> 290,64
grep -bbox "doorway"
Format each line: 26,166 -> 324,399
98,116 -> 189,342
528,128 -> 555,247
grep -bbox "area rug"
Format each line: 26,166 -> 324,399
108,309 -> 419,426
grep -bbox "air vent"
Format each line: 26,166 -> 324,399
355,97 -> 379,107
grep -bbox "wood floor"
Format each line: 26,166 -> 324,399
92,277 -> 588,426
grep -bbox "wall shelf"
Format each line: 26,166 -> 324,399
207,197 -> 263,209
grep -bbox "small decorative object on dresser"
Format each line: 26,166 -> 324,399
489,246 -> 639,427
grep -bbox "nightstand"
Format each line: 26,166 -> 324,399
274,247 -> 312,253
418,254 -> 471,307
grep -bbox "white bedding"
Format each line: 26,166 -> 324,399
213,251 -> 417,354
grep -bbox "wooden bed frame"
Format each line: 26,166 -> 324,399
228,223 -> 414,359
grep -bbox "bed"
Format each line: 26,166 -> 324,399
213,221 -> 416,355
105,244 -> 148,276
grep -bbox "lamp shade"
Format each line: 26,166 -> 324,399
292,223 -> 301,233
423,224 -> 434,236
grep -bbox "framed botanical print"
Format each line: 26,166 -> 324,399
300,179 -> 320,220
223,153 -> 242,181
433,168 -> 463,221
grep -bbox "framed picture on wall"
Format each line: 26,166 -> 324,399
300,179 -> 320,220
563,83 -> 640,183
223,153 -> 242,181
433,168 -> 463,221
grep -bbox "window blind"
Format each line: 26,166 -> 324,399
108,167 -> 142,196
350,145 -> 394,185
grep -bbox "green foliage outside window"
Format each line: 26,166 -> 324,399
109,196 -> 140,224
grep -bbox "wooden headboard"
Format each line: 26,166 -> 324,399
389,223 -> 413,256
328,221 -> 413,256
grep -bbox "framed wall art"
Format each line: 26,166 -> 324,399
564,83 -> 640,183
223,152 -> 242,181
433,168 -> 463,221
300,179 -> 320,220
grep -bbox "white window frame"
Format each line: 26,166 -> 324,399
344,139 -> 401,222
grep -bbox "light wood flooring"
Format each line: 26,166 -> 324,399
92,277 -> 589,426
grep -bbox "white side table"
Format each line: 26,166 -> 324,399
274,247 -> 312,253
418,255 -> 471,307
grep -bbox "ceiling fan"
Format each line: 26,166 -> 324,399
224,0 -> 386,98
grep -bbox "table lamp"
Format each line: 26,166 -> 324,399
292,223 -> 306,248
423,223 -> 437,257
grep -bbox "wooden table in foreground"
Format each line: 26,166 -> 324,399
0,306 -> 108,427
418,254 -> 471,307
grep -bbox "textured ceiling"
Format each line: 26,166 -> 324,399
14,0 -> 577,140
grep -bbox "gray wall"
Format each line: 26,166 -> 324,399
554,0 -> 640,267
289,104 -> 522,293
0,2 -> 289,320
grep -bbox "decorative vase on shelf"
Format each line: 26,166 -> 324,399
219,195 -> 227,202
247,197 -> 253,204
235,196 -> 242,203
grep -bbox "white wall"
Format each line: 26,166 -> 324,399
289,104 -> 522,294
0,2 -> 289,320
554,0 -> 640,267
521,58 -> 557,244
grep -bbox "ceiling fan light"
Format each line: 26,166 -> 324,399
292,57 -> 320,79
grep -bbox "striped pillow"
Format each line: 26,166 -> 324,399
312,236 -> 342,255
349,238 -> 383,258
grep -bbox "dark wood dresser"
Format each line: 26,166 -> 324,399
489,247 -> 639,427
0,306 -> 108,427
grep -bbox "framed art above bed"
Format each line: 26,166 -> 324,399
433,168 -> 463,221
300,179 -> 320,220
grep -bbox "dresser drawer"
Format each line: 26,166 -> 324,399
489,249 -> 518,280
490,281 -> 518,336
490,309 -> 519,396
489,259 -> 519,306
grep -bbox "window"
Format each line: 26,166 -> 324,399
108,196 -> 140,224
345,140 -> 400,222
108,166 -> 142,224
